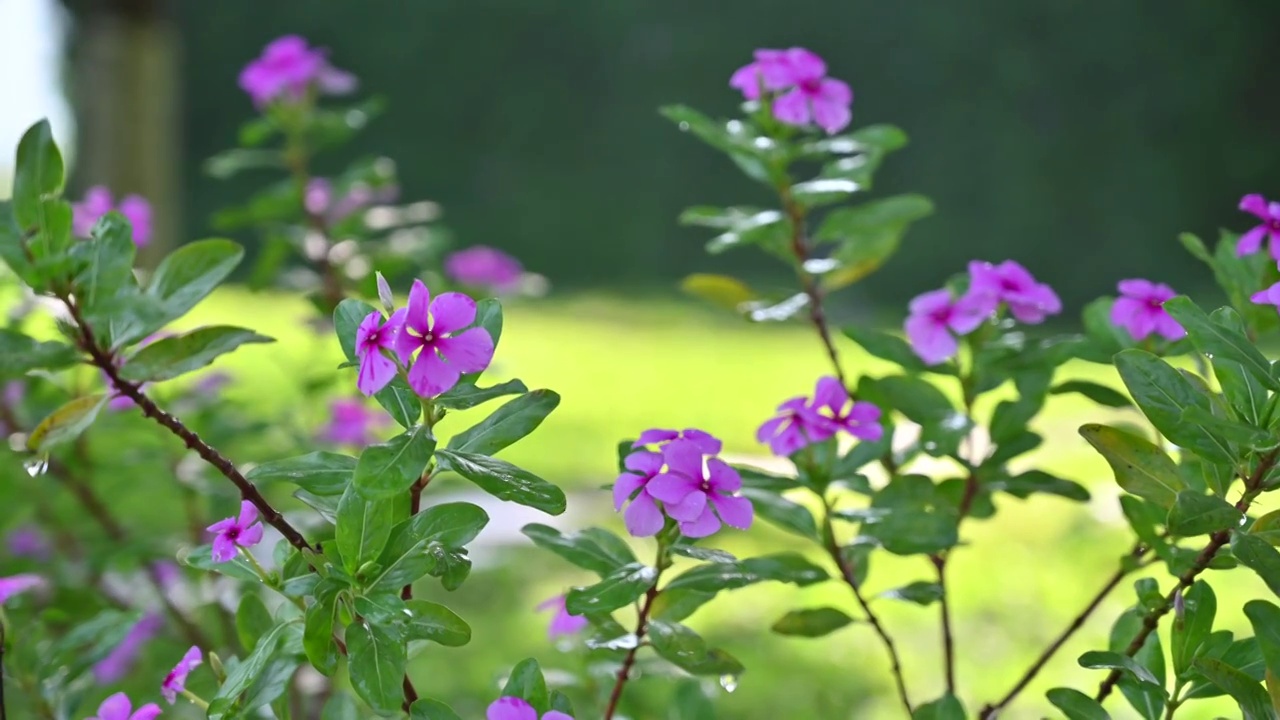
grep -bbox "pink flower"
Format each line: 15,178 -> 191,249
535,594 -> 588,639
1237,194 -> 1280,260
318,398 -> 390,446
394,280 -> 495,397
756,396 -> 831,456
0,573 -> 44,604
811,376 -> 883,441
487,696 -> 573,720
632,428 -> 722,455
613,450 -> 665,537
206,501 -> 264,563
93,613 -> 164,684
305,178 -> 398,225
444,246 -> 525,295
729,48 -> 809,100
86,692 -> 161,720
1111,279 -> 1185,341
238,35 -> 356,107
647,439 -> 754,538
161,645 -> 203,704
1252,281 -> 1280,310
354,310 -> 404,397
730,47 -> 853,134
904,288 -> 989,365
6,524 -> 50,560
967,260 -> 1061,324
72,186 -> 152,247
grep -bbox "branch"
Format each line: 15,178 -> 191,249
780,190 -> 846,388
979,543 -> 1147,718
931,555 -> 957,694
1095,449 -> 1279,703
603,584 -> 658,720
283,133 -> 346,316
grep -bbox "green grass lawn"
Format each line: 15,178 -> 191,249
12,287 -> 1273,719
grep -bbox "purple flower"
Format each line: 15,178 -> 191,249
967,260 -> 1061,324
1252,281 -> 1280,310
613,450 -> 666,537
161,645 -> 203,704
93,612 -> 164,685
86,692 -> 161,720
238,35 -> 356,107
305,178 -> 397,225
756,396 -> 831,456
487,696 -> 573,720
394,280 -> 495,397
647,439 -> 754,538
206,501 -> 263,563
729,48 -> 853,134
811,376 -> 883,441
0,573 -> 44,604
318,398 -> 390,446
354,310 -> 404,397
444,246 -> 525,295
72,186 -> 152,247
904,288 -> 989,365
632,428 -> 722,455
535,594 -> 588,639
151,561 -> 182,590
6,524 -> 50,560
192,372 -> 233,396
1237,194 -> 1280,260
730,48 -> 808,99
1111,279 -> 1185,341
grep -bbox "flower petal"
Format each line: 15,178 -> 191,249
543,713 -> 575,720
706,458 -> 742,492
905,314 -> 957,365
679,507 -> 722,538
613,472 -> 646,511
130,704 -> 163,720
405,279 -> 432,333
624,493 -> 665,537
681,428 -> 722,455
238,522 -> 264,549
1241,193 -> 1270,219
812,376 -> 848,411
772,87 -> 812,127
664,489 -> 708,521
812,91 -> 852,134
661,438 -> 705,478
624,449 -> 662,475
211,535 -> 236,563
487,697 -> 538,720
237,500 -> 259,528
634,428 -> 679,447
711,493 -> 755,530
96,693 -> 133,720
646,472 -> 700,504
436,327 -> 495,374
1238,225 -> 1267,256
429,292 -> 478,335
355,312 -> 383,354
406,349 -> 461,397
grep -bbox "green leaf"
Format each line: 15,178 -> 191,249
72,212 -> 137,310
1046,688 -> 1111,720
404,599 -> 471,646
0,331 -> 79,376
434,378 -> 528,410
321,692 -> 362,720
664,553 -> 828,593
371,502 -> 489,593
118,326 -> 273,383
1173,582 -> 1217,675
680,206 -> 789,256
179,543 -> 261,581
670,545 -> 736,563
880,581 -> 944,606
1193,658 -> 1278,720
336,486 -> 394,573
859,476 -> 960,555
989,470 -> 1090,502
1164,296 -> 1280,391
460,299 -> 503,386
648,620 -> 746,676
520,523 -> 634,577
1051,380 -> 1132,408
1079,423 -> 1185,508
12,119 -> 65,231
1167,491 -> 1242,537
816,195 -> 934,288
145,239 -> 244,330
1215,358 -> 1269,426
911,694 -> 966,720
1113,349 -> 1235,463
375,377 -> 421,429
235,594 -> 274,652
661,104 -> 776,186
859,375 -> 969,458
245,452 -> 356,496
500,658 -> 549,711
841,325 -> 928,372
26,393 -> 108,453
436,449 -> 566,515
446,390 -> 559,456
1245,600 -> 1280,686
210,622 -> 290,714
770,607 -> 854,638
1234,533 -> 1280,598
354,593 -> 408,625
650,588 -> 718,622
564,562 -> 656,615
47,609 -> 144,686
680,272 -> 756,312
409,699 -> 463,720
738,488 -> 819,540
303,583 -> 340,676
1078,650 -> 1161,686
354,426 -> 436,501
1254,510 -> 1280,546
346,620 -> 406,715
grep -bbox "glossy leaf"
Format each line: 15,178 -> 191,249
436,449 -> 566,514
1167,491 -> 1242,537
12,119 -> 64,231
73,213 -> 137,309
235,595 -> 274,653
521,523 -> 633,577
371,502 -> 489,592
375,377 -> 421,429
245,452 -> 356,496
1233,533 -> 1280,597
1193,658 -> 1277,720
303,585 -> 340,676
649,620 -> 745,676
500,657 -> 549,712
336,486 -> 394,573
446,389 -> 559,456
911,694 -> 965,720
664,553 -> 828,593
738,488 -> 819,540
564,562 -> 656,615
842,325 -> 927,372
1173,582 -> 1217,675
410,699 -> 464,720
119,326 -> 273,383
1050,380 -> 1132,408
1244,600 -> 1280,689
145,239 -> 244,330
1046,688 -> 1111,720
1164,296 -> 1280,391
210,622 -> 289,714
404,599 -> 471,646
1113,350 -> 1234,463
26,393 -> 108,453
354,426 -> 436,501
346,620 -> 406,714
0,331 -> 78,376
434,378 -> 528,410
880,581 -> 944,606
1079,423 -> 1184,508
770,607 -> 854,637
816,195 -> 934,288
1078,650 -> 1161,686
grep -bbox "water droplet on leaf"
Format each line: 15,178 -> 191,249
24,457 -> 48,477
719,674 -> 738,692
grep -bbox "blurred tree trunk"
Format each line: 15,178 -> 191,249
61,0 -> 179,265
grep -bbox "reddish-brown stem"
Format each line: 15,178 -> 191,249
780,189 -> 847,388
979,543 -> 1147,719
930,555 -> 956,694
402,474 -> 430,601
1094,449 -> 1278,703
603,585 -> 659,720
284,134 -> 346,316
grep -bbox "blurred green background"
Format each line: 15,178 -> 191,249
2,1 -> 1279,718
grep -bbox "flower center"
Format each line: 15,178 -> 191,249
799,78 -> 822,94
226,527 -> 241,541
1270,218 -> 1280,232
1146,297 -> 1165,311
408,326 -> 435,344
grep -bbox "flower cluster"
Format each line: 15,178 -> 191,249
354,280 -> 495,398
72,187 -> 152,247
305,178 -> 399,226
905,259 -> 1060,364
1237,193 -> 1280,310
488,697 -> 573,720
757,376 -> 883,457
239,35 -> 356,107
1111,279 -> 1185,341
445,245 -> 525,295
614,428 -> 753,538
730,47 -> 853,134
207,500 -> 264,563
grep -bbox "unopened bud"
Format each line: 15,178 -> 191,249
376,271 -> 395,314
1173,589 -> 1186,630
208,651 -> 226,682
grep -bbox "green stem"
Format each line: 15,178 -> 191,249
181,689 -> 210,711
